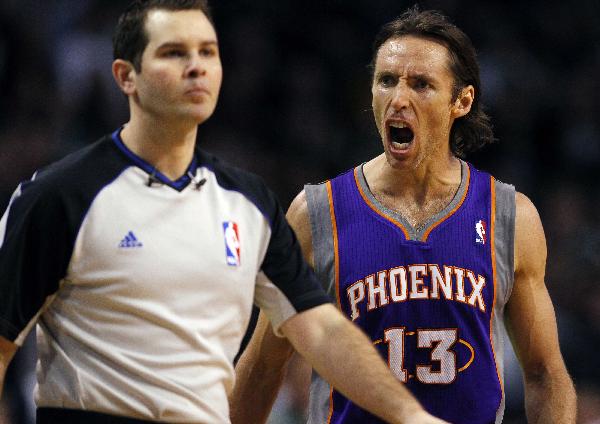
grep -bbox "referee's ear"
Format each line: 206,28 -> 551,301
112,59 -> 137,96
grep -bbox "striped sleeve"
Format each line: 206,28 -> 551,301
0,178 -> 71,345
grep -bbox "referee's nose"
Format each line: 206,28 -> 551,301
184,52 -> 207,79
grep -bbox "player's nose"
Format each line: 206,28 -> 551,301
390,83 -> 410,111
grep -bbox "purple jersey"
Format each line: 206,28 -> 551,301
305,161 -> 515,424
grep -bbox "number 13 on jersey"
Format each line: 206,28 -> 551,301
377,328 -> 475,384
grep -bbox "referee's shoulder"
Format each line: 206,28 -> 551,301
18,134 -> 120,202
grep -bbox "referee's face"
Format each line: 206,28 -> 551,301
131,9 -> 223,125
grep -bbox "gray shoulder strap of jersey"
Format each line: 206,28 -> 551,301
304,183 -> 336,297
493,179 -> 516,307
304,183 -> 336,423
492,178 -> 516,424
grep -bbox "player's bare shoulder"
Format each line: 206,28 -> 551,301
286,190 -> 314,266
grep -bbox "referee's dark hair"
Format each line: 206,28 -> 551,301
113,0 -> 213,72
370,6 -> 495,157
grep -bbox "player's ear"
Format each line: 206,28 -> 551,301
451,85 -> 474,119
112,59 -> 137,95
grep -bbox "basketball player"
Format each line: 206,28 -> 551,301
0,1 -> 447,423
231,8 -> 576,424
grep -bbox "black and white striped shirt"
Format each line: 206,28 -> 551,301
0,129 -> 330,423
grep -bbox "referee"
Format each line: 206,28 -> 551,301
0,1 -> 446,423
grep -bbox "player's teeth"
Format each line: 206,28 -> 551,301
390,123 -> 407,128
392,141 -> 410,149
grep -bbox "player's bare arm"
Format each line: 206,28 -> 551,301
0,336 -> 18,399
230,310 -> 295,424
231,190 -> 313,424
505,192 -> 576,423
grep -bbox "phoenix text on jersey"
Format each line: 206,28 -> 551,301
347,264 -> 487,320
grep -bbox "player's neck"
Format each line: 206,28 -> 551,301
121,115 -> 198,181
364,153 -> 462,207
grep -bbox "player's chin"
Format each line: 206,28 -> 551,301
383,138 -> 416,166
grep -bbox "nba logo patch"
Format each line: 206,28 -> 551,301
475,219 -> 487,245
223,221 -> 241,266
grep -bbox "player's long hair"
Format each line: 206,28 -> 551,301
371,7 -> 495,157
113,0 -> 213,72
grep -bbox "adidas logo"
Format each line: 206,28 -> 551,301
118,231 -> 143,248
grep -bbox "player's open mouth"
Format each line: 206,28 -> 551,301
388,122 -> 414,150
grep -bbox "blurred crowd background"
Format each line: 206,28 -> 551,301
1,0 -> 599,422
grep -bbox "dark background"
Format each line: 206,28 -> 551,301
1,0 -> 599,422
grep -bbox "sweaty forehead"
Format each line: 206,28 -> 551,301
144,9 -> 217,47
375,36 -> 451,75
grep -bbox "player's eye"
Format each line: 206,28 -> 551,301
378,74 -> 397,88
413,78 -> 430,90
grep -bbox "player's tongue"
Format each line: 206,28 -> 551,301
389,124 -> 414,149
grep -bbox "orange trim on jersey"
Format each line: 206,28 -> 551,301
327,385 -> 335,424
422,164 -> 471,241
353,168 -> 410,239
326,181 -> 341,422
457,338 -> 475,372
326,181 -> 341,309
489,177 -> 504,397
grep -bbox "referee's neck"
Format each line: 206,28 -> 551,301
120,118 -> 198,180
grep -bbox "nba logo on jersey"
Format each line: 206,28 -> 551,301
475,219 -> 487,244
223,221 -> 241,266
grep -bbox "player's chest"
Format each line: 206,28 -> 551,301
335,213 -> 494,319
372,188 -> 459,232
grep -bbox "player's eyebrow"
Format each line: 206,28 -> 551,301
373,69 -> 436,81
408,71 -> 438,83
413,72 -> 433,80
374,69 -> 393,77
